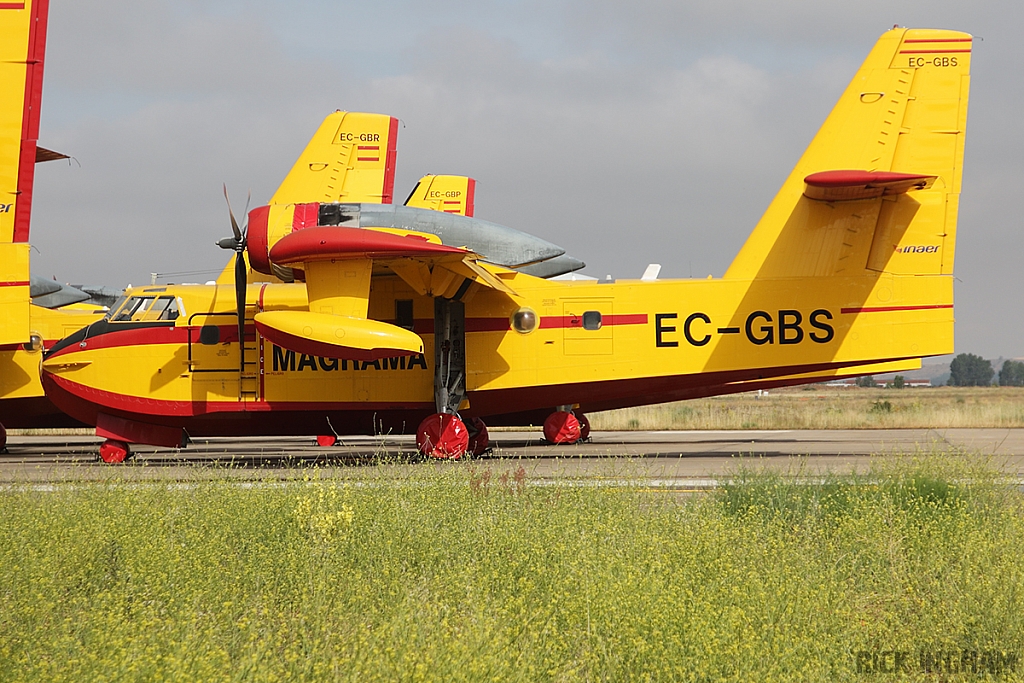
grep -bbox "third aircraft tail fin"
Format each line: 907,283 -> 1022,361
404,175 -> 476,216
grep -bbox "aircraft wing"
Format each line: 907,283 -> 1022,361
253,225 -> 517,361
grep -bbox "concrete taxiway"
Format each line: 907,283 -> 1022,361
2,429 -> 1023,484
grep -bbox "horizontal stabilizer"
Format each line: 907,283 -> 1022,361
803,170 -> 936,201
35,146 -> 69,163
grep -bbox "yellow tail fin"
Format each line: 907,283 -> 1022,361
269,111 -> 398,205
725,28 -> 970,281
0,0 -> 49,344
404,175 -> 476,216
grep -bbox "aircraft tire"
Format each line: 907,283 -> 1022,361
543,411 -> 581,445
316,434 -> 338,447
466,417 -> 490,456
99,439 -> 131,464
416,413 -> 469,460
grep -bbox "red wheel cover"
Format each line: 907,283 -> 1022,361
99,439 -> 130,464
316,434 -> 338,447
467,417 -> 489,456
543,411 -> 581,444
577,413 -> 591,441
416,413 -> 469,459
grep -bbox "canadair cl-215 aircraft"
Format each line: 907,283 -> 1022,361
43,27 -> 972,461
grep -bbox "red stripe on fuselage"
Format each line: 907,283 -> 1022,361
539,314 -> 648,329
44,323 -> 252,360
46,316 -> 529,362
43,371 -> 433,420
0,280 -> 29,287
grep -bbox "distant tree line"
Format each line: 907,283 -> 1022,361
946,354 -> 1024,387
1000,359 -> 1024,386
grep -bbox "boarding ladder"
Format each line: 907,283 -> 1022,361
239,303 -> 260,403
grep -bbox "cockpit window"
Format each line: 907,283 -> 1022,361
143,296 -> 179,321
104,295 -> 128,321
109,295 -> 179,322
112,296 -> 152,321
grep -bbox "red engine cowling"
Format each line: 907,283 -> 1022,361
247,202 -> 320,277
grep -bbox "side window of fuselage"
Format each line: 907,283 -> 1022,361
160,297 -> 180,321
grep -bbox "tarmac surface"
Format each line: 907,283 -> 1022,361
3,428 -> 1024,485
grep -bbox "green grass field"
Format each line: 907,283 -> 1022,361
591,386 -> 1024,431
1,457 -> 1022,681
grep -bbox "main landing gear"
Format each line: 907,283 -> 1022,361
542,409 -> 590,445
415,296 -> 490,460
415,413 -> 490,460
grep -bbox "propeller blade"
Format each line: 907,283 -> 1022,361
235,250 -> 247,374
242,189 -> 252,239
223,184 -> 242,242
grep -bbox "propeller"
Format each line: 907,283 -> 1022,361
218,185 -> 250,374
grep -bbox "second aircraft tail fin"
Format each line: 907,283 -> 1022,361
269,111 -> 399,206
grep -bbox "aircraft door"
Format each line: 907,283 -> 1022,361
187,312 -> 241,397
562,298 -> 613,355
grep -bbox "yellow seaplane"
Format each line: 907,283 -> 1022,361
42,27 -> 972,461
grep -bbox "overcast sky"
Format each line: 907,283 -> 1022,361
26,0 -> 1023,358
